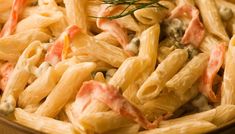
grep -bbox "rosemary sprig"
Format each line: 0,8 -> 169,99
90,0 -> 167,20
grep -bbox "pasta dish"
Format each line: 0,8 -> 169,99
0,0 -> 235,133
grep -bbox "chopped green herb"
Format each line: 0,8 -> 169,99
90,0 -> 167,20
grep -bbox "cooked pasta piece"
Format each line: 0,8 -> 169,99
18,67 -> 58,108
222,35 -> 235,105
88,40 -> 128,68
35,62 -> 96,117
78,111 -> 133,133
159,105 -> 235,127
0,29 -> 50,62
94,72 -> 106,82
137,49 -> 188,101
196,0 -> 229,41
138,24 -> 160,70
108,57 -> 145,91
141,83 -> 198,121
15,10 -> 63,33
0,41 -> 43,114
199,33 -> 221,54
94,32 -> 119,46
15,108 -> 78,134
64,0 -> 88,32
0,0 -> 13,13
103,124 -> 140,134
134,1 -> 175,25
139,120 -> 216,134
0,1 -> 234,133
166,53 -> 209,97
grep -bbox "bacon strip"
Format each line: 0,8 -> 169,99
0,63 -> 14,91
74,80 -> 157,129
45,25 -> 80,65
0,0 -> 27,37
169,4 -> 205,47
97,5 -> 129,49
199,43 -> 226,102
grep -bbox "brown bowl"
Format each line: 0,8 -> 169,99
0,113 -> 235,134
0,114 -> 42,134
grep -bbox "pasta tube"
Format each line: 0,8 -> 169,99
15,10 -> 63,33
139,120 -> 216,134
199,34 -> 220,54
35,62 -> 96,117
103,124 -> 140,134
134,1 -> 175,25
15,108 -> 78,134
137,49 -> 188,101
18,67 -> 58,108
159,105 -> 235,127
141,83 -> 198,121
64,0 -> 88,32
138,24 -> 160,70
166,53 -> 209,97
94,32 -> 119,46
78,111 -> 133,133
196,0 -> 229,41
0,29 -> 50,62
0,41 -> 43,114
108,57 -> 145,91
222,35 -> 235,105
88,40 -> 128,68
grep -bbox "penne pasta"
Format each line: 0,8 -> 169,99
199,33 -> 221,54
195,0 -> 229,41
141,83 -> 198,121
139,120 -> 216,134
18,67 -> 58,108
88,39 -> 128,68
137,49 -> 188,101
35,62 -> 96,117
222,35 -> 235,105
94,32 -> 119,46
103,124 -> 140,134
159,104 -> 235,127
15,10 -> 63,33
0,1 -> 234,133
0,29 -> 50,62
134,1 -> 175,25
0,41 -> 43,114
108,57 -> 145,91
15,108 -> 78,134
138,24 -> 160,70
78,111 -> 133,133
166,53 -> 209,97
64,0 -> 88,32
94,72 -> 106,82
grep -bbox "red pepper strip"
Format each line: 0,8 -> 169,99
0,62 -> 14,91
0,0 -> 27,37
199,43 -> 226,102
169,4 -> 205,47
45,25 -> 80,66
75,80 -> 157,129
97,5 -> 129,49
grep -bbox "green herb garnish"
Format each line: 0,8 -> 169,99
90,0 -> 167,20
